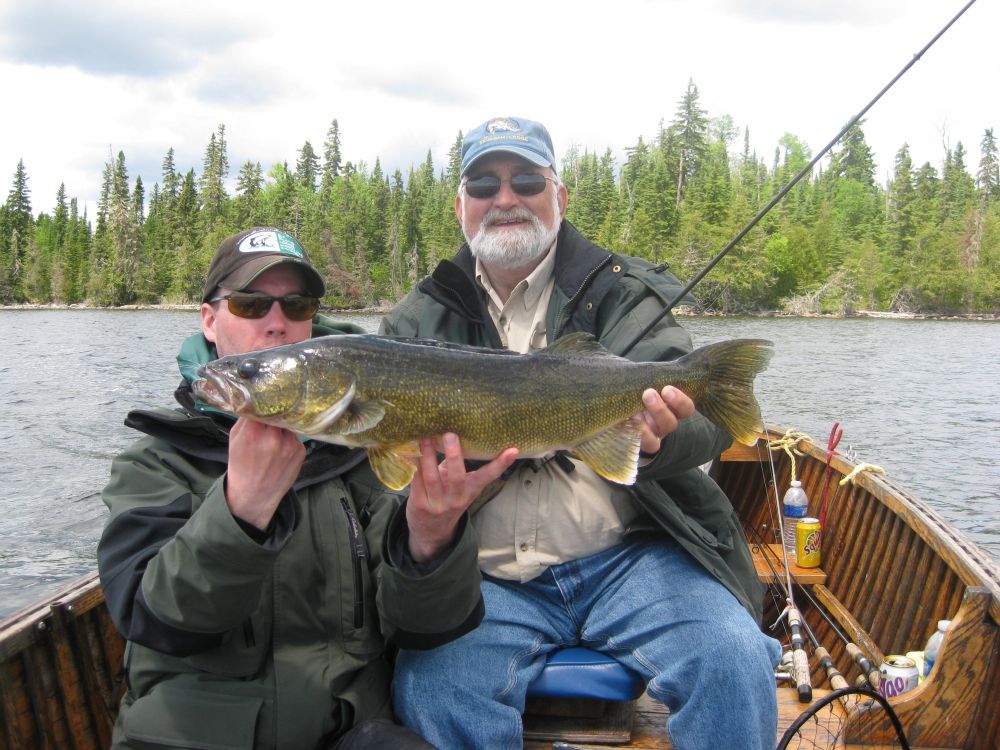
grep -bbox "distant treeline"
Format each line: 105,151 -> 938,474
2,81 -> 998,313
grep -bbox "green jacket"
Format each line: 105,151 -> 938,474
381,223 -> 766,623
98,316 -> 484,750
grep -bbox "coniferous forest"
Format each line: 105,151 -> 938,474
2,83 -> 998,314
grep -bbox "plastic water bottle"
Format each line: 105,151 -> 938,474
782,481 -> 809,559
923,619 -> 952,677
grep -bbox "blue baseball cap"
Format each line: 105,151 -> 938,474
461,117 -> 557,176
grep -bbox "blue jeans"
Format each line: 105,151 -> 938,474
393,538 -> 781,750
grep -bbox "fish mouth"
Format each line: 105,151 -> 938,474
192,367 -> 253,414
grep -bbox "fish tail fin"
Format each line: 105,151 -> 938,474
681,339 -> 772,446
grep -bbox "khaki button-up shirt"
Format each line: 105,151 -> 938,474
472,247 -> 640,582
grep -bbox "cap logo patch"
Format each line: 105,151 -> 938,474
237,229 -> 305,258
487,117 -> 520,134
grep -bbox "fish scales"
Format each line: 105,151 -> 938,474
194,333 -> 772,490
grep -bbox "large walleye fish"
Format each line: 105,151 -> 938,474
193,333 -> 772,491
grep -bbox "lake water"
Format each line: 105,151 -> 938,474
1,310 -> 997,620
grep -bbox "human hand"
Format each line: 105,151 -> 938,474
637,386 -> 695,455
406,433 -> 518,563
225,418 -> 306,530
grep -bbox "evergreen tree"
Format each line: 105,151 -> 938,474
234,160 -> 264,227
888,144 -> 915,257
1,159 -> 33,301
977,129 -> 999,202
296,140 -> 319,192
321,118 -> 342,192
668,79 -> 709,208
445,131 -> 464,191
200,124 -> 229,227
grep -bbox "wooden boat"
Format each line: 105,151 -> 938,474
3,426 -> 999,749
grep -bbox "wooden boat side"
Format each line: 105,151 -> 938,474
0,571 -> 122,750
716,428 -> 1000,750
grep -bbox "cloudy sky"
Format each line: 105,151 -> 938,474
2,0 -> 996,217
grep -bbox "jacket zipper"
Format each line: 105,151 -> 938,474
553,254 -> 612,336
340,497 -> 367,629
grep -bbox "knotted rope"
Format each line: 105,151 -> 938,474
766,429 -> 812,483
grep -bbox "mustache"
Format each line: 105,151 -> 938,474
481,207 -> 539,228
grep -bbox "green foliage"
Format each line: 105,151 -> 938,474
4,93 -> 999,314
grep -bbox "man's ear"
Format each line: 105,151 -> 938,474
201,302 -> 219,344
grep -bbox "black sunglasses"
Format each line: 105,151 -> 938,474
463,173 -> 555,200
209,292 -> 320,321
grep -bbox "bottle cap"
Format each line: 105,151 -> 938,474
791,480 -> 802,487
938,620 -> 952,630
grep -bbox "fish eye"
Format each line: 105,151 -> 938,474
237,359 -> 260,379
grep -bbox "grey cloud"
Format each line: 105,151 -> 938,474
0,3 -> 249,77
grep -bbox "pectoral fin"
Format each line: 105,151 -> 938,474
570,420 -> 643,485
368,442 -> 420,490
337,399 -> 391,435
298,383 -> 356,436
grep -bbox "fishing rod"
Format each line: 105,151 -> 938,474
619,0 -> 979,358
753,535 -> 882,689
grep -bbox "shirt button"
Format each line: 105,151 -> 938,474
499,315 -> 508,327
585,302 -> 593,310
524,479 -> 532,487
520,542 -> 529,552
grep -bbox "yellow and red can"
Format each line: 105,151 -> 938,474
796,517 -> 822,568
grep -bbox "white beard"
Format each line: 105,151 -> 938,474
464,197 -> 561,270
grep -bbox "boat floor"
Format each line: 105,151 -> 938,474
523,686 -> 902,750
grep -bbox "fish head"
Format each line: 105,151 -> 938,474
193,342 -> 358,436
194,349 -> 308,420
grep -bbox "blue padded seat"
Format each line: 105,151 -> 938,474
526,647 -> 646,701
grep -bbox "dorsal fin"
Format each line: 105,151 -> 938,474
539,332 -> 621,359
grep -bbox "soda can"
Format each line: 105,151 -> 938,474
796,517 -> 822,568
878,655 -> 920,698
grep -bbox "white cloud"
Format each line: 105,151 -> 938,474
1,0 -> 996,216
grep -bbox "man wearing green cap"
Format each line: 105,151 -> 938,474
382,118 -> 781,749
98,227 -> 515,749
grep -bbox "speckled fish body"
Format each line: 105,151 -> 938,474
193,333 -> 772,490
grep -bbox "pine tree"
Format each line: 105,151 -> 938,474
445,131 -> 463,191
321,118 -> 342,192
888,144 -> 915,257
234,161 -> 264,227
668,80 -> 709,208
296,140 -> 319,192
200,124 -> 229,227
2,159 -> 33,301
976,129 -> 999,203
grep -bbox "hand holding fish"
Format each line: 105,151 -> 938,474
638,386 -> 695,455
225,418 -> 306,530
406,434 -> 519,563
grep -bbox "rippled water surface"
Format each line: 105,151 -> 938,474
1,310 -> 997,619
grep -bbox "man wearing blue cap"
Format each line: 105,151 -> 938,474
382,118 -> 780,750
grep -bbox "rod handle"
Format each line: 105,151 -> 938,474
814,646 -> 849,690
846,643 -> 880,688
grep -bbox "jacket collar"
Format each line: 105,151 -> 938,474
420,221 -> 622,338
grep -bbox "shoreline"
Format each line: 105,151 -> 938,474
2,303 -> 996,321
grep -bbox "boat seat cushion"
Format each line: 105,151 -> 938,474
526,647 -> 646,701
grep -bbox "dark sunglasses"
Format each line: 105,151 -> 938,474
463,173 -> 555,200
209,292 -> 320,321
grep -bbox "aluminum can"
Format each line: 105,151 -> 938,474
878,655 -> 920,698
796,517 -> 822,568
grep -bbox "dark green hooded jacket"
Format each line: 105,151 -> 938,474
98,316 -> 484,750
381,222 -> 766,624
